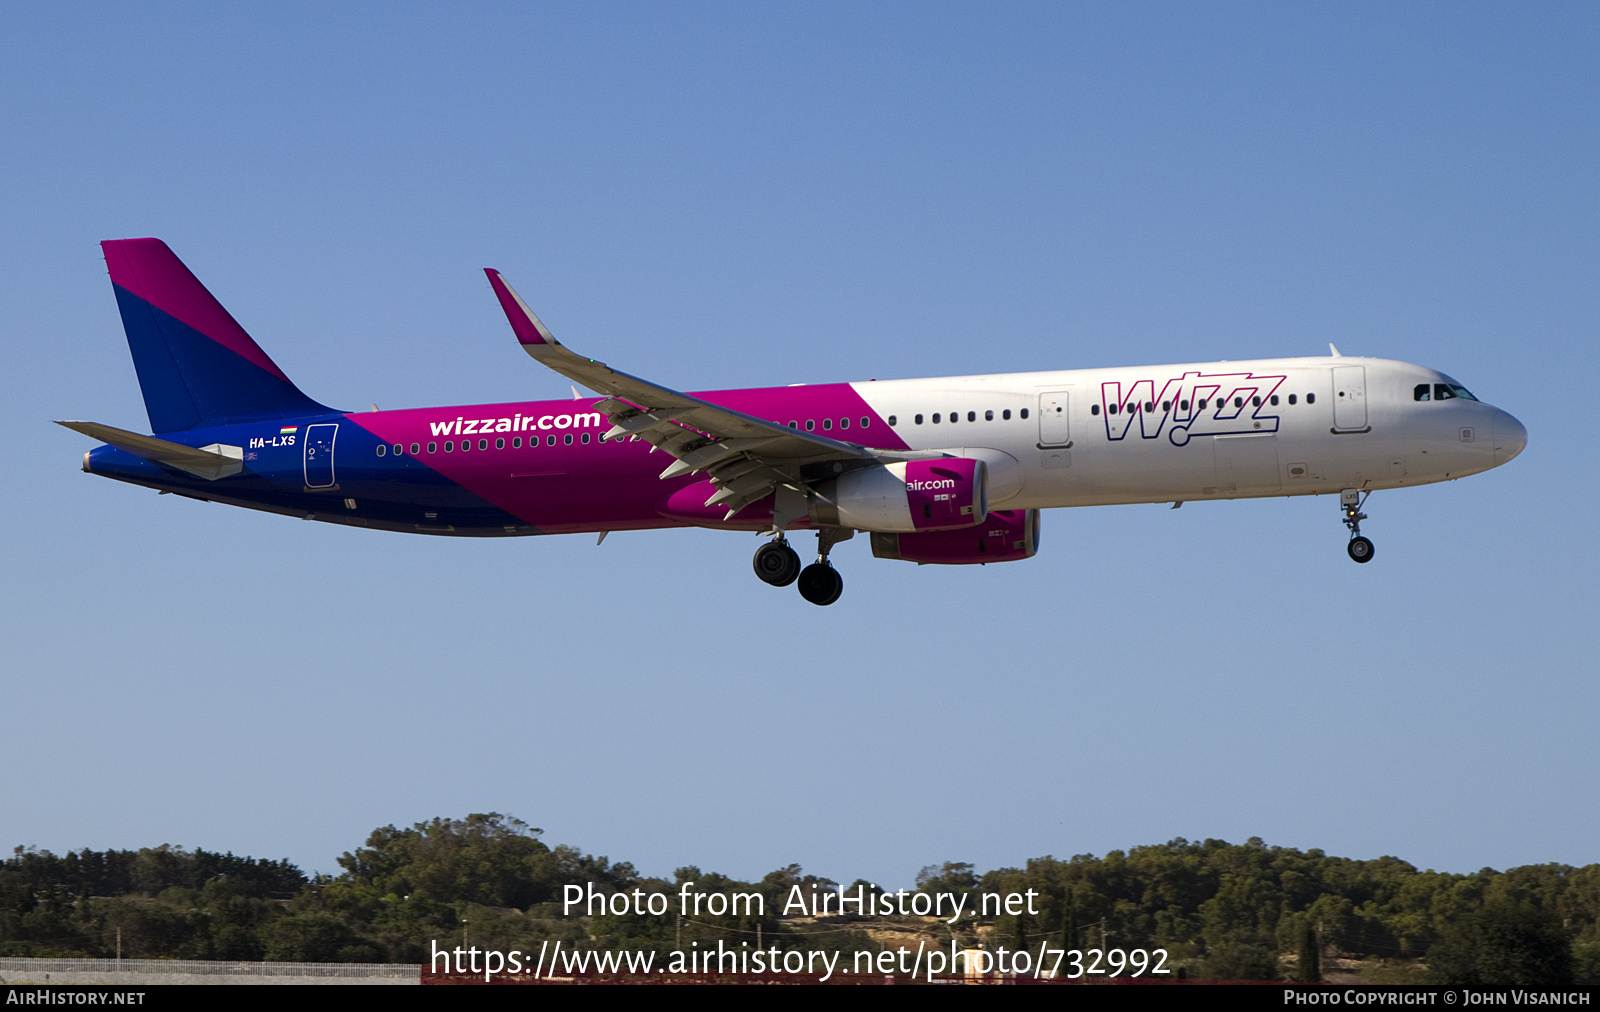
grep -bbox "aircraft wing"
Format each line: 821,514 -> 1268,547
485,269 -> 933,521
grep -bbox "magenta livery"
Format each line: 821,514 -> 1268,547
64,239 -> 1528,605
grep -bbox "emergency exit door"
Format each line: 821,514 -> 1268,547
1038,391 -> 1071,446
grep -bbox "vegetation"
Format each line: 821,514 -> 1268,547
3,822 -> 1596,983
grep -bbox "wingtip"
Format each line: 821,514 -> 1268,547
483,268 -> 553,346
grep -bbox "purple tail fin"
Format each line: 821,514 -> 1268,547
102,239 -> 332,433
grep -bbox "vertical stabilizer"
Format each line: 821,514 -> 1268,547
102,239 -> 333,433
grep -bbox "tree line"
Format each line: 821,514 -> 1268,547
2,818 -> 1590,984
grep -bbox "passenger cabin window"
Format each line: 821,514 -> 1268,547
914,414 -> 923,425
1306,393 -> 1316,404
444,441 -> 454,452
1287,395 -> 1296,405
967,411 -> 976,422
1270,395 -> 1278,406
860,416 -> 870,428
1003,409 -> 1011,419
426,442 -> 436,453
1091,405 -> 1100,415
479,439 -> 488,450
407,443 -> 418,455
582,433 -> 591,444
512,437 -> 521,448
932,413 -> 941,423
394,444 -> 403,455
376,445 -> 386,456
888,415 -> 898,426
985,410 -> 994,421
805,420 -> 815,430
1019,408 -> 1028,419
823,418 -> 832,430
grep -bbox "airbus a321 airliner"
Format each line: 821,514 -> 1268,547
63,239 -> 1527,605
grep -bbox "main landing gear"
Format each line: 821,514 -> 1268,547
753,538 -> 801,586
753,529 -> 848,605
1341,489 -> 1375,564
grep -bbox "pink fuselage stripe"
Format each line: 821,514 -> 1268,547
345,384 -> 905,530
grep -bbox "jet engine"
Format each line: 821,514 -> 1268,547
810,458 -> 986,533
870,508 -> 1040,565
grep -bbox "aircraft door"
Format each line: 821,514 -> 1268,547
304,423 -> 338,488
1038,391 -> 1071,447
1332,366 -> 1368,431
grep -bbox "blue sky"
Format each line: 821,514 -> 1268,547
2,3 -> 1596,887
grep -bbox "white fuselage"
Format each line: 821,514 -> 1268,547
851,356 -> 1525,509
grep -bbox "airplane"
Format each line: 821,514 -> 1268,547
62,239 -> 1527,605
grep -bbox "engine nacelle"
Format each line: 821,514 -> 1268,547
871,509 -> 1040,565
810,458 -> 987,533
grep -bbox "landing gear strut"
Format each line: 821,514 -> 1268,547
797,528 -> 851,606
753,537 -> 801,587
1341,489 -> 1375,564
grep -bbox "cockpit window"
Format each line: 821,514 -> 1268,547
1435,376 -> 1479,402
1414,384 -> 1431,401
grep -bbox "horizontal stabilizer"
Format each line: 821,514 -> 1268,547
58,420 -> 244,480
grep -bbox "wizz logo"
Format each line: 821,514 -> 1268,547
1102,371 -> 1287,446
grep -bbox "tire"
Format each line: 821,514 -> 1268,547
796,563 -> 843,605
753,542 -> 802,586
1347,536 -> 1375,564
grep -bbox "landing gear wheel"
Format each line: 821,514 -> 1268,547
753,541 -> 802,587
1339,490 -> 1376,565
796,563 -> 843,606
1347,536 -> 1375,564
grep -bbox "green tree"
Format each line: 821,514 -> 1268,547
1425,901 -> 1574,986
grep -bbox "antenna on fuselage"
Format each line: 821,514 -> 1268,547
1329,343 -> 1343,357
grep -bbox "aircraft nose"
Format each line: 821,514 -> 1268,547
1493,410 -> 1527,465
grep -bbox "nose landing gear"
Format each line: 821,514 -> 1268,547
1341,489 -> 1375,564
